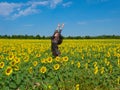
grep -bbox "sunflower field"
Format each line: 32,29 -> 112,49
0,39 -> 120,90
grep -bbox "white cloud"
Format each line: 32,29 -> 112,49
13,7 -> 39,18
0,2 -> 22,16
62,1 -> 72,7
28,1 -> 49,8
49,0 -> 63,8
0,0 -> 64,19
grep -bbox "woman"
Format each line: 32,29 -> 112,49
51,24 -> 64,57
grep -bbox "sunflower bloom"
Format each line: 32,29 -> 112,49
9,54 -> 14,60
63,56 -> 68,62
47,57 -> 53,63
41,59 -> 47,63
117,53 -> 120,58
55,56 -> 60,62
77,62 -> 81,68
10,61 -> 16,66
48,85 -> 52,89
14,57 -> 20,64
33,61 -> 38,67
76,84 -> 79,90
40,66 -> 47,73
81,56 -> 84,60
100,67 -> 104,74
0,61 -> 5,68
94,66 -> 98,75
0,55 -> 4,59
106,61 -> 110,66
85,63 -> 88,69
36,54 -> 41,58
71,60 -> 74,65
106,52 -> 110,57
5,66 -> 13,76
29,67 -> 33,74
104,58 -> 107,64
24,56 -> 29,62
54,64 -> 60,70
93,62 -> 97,67
14,65 -> 19,71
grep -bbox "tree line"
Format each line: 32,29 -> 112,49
0,34 -> 120,39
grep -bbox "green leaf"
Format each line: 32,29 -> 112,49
19,85 -> 26,90
9,82 -> 17,89
16,77 -> 21,85
42,82 -> 47,90
2,86 -> 9,90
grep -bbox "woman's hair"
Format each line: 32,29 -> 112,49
51,30 -> 58,39
51,30 -> 63,45
54,30 -> 59,34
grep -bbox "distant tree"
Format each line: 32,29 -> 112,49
42,36 -> 45,39
84,36 -> 91,39
36,34 -> 41,39
0,34 -> 120,39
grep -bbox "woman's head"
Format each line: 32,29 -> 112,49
54,30 -> 59,38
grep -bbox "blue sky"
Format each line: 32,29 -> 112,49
0,0 -> 120,36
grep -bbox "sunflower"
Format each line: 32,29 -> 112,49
85,63 -> 88,69
14,57 -> 20,64
53,64 -> 60,70
62,56 -> 68,62
9,54 -> 14,60
100,67 -> 104,74
93,62 -> 97,67
0,61 -> 4,68
71,60 -> 74,65
41,59 -> 47,63
106,52 -> 110,57
14,65 -> 19,71
36,53 -> 41,58
77,62 -> 81,68
48,85 -> 52,89
10,61 -> 16,66
106,61 -> 110,66
94,66 -> 98,75
29,67 -> 33,74
47,57 -> 53,63
33,61 -> 38,67
55,56 -> 60,62
24,56 -> 29,62
5,66 -> 13,76
104,58 -> 107,64
40,66 -> 47,73
76,84 -> 79,90
0,55 -> 4,59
